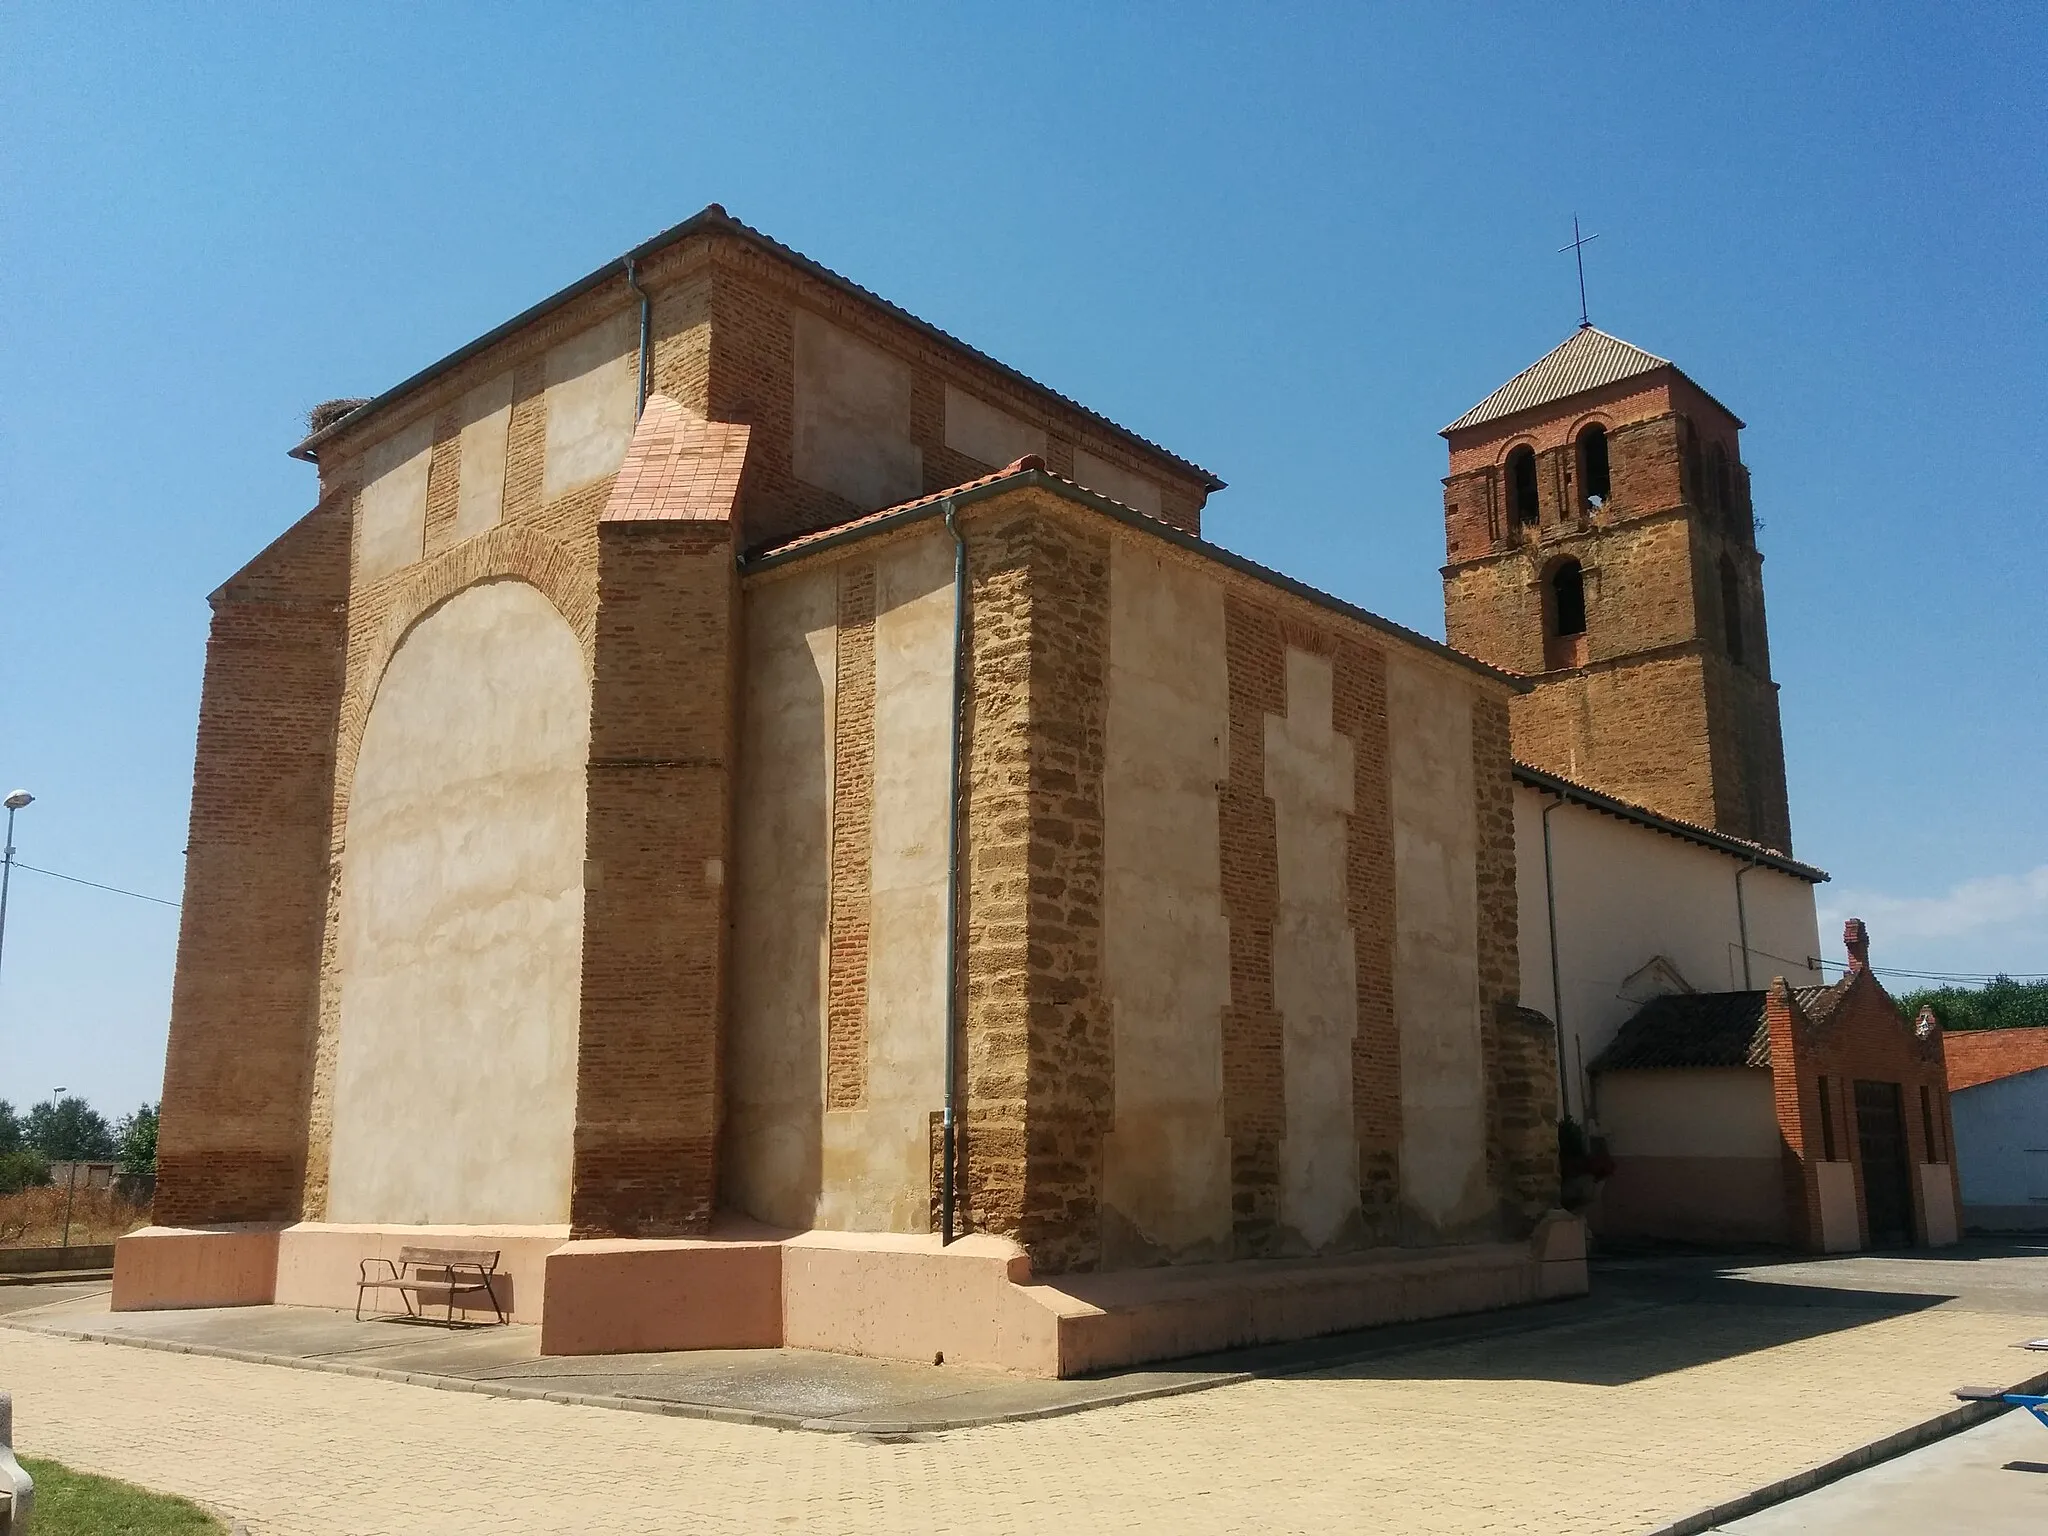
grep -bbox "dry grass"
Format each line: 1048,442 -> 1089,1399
0,1185 -> 151,1248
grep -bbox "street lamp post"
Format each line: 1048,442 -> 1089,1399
0,790 -> 33,990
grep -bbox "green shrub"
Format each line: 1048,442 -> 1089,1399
0,1147 -> 51,1196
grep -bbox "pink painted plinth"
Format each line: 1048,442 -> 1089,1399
110,1213 -> 1589,1380
112,1225 -> 281,1311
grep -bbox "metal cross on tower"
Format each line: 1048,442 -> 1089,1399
1560,215 -> 1600,328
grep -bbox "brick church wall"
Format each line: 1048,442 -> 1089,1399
156,496 -> 350,1224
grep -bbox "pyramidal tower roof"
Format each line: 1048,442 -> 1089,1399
1441,325 -> 1673,436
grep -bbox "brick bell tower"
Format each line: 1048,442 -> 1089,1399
1439,325 -> 1793,852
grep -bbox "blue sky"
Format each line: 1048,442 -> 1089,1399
3,3 -> 2043,1114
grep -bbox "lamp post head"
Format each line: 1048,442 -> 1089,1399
3,791 -> 31,811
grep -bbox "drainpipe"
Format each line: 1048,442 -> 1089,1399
1735,858 -> 1760,989
624,257 -> 651,415
940,499 -> 967,1244
1541,793 -> 1571,1118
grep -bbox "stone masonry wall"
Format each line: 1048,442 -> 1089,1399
157,496 -> 350,1225
1441,367 -> 1791,852
958,494 -> 1113,1273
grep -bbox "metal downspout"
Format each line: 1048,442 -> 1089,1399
1541,794 -> 1571,1117
625,258 -> 651,414
1735,858 -> 1760,990
941,500 -> 967,1244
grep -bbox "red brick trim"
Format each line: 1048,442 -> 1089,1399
826,564 -> 876,1111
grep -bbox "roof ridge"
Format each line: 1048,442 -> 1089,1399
290,205 -> 1223,492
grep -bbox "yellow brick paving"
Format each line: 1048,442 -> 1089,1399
0,1303 -> 2039,1534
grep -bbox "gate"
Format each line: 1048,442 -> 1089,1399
1854,1079 -> 1916,1248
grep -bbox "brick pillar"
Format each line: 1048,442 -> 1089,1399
156,498 -> 350,1224
570,399 -> 752,1237
1764,979 -> 1822,1250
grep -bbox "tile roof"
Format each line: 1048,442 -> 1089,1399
1591,985 -> 1835,1072
1944,1026 -> 2048,1093
1512,762 -> 1829,883
290,205 -> 1223,492
598,396 -> 750,525
1441,326 -> 1673,436
737,459 -> 1528,690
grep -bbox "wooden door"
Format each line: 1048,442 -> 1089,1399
1854,1079 -> 1916,1248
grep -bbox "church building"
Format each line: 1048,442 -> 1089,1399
116,208 -> 1955,1372
116,207 -> 1577,1375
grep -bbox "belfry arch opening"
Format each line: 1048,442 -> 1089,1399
1543,556 -> 1587,670
1507,446 -> 1540,527
1720,554 -> 1745,665
1576,424 -> 1610,510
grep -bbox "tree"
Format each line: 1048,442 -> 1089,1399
115,1102 -> 159,1175
25,1096 -> 115,1162
1897,977 -> 2048,1032
0,1100 -> 20,1157
0,1148 -> 50,1196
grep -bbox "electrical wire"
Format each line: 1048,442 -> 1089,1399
10,862 -> 181,909
1814,957 -> 2048,983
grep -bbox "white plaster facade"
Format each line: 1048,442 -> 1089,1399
1951,1066 -> 2048,1231
1514,783 -> 1823,1124
327,579 -> 590,1225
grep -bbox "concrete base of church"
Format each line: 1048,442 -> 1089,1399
114,1222 -> 568,1322
111,1225 -> 281,1310
113,1213 -> 1588,1378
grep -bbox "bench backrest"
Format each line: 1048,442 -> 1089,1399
396,1246 -> 499,1271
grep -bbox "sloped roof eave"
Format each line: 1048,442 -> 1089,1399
286,205 -> 1224,492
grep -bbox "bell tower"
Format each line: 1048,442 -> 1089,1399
1439,326 -> 1793,852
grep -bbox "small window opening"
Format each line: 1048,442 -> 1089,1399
1711,444 -> 1733,518
1920,1085 -> 1939,1162
1550,558 -> 1586,637
1719,555 -> 1744,665
1507,446 -> 1540,526
1576,424 -> 1610,509
1819,1076 -> 1836,1161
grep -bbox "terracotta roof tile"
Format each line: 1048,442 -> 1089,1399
599,395 -> 750,526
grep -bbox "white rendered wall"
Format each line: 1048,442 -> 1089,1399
726,563 -> 837,1227
1388,658 -> 1489,1237
1100,539 -> 1234,1262
1514,785 -> 1823,1123
1952,1069 -> 2048,1209
326,580 -> 589,1225
818,533 -> 954,1231
1598,1069 -> 1778,1159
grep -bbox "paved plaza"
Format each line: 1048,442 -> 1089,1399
0,1244 -> 2044,1533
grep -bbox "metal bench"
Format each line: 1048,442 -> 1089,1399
1,1392 -> 32,1535
1954,1386 -> 2048,1428
356,1246 -> 506,1326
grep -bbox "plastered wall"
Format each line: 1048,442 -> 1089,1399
727,527 -> 955,1233
1100,540 -> 1233,1263
1598,1068 -> 1778,1158
1387,657 -> 1490,1237
820,533 -> 954,1230
325,579 -> 589,1224
1267,648 -> 1361,1251
726,565 -> 836,1226
1513,786 -> 1821,1122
